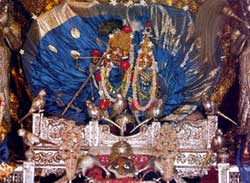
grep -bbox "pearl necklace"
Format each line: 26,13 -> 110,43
100,45 -> 134,102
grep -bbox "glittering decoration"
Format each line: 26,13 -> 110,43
71,28 -> 81,39
21,0 -> 63,15
108,141 -> 135,178
96,38 -> 104,46
21,0 -> 46,15
44,0 -> 62,12
48,44 -> 58,53
21,0 -> 201,16
148,0 -> 201,13
0,122 -> 9,143
0,93 -> 9,142
70,50 -> 80,59
110,141 -> 134,163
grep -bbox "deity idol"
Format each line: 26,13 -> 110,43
98,24 -> 134,104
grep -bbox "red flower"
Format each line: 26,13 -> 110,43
108,102 -> 113,108
131,101 -> 137,111
122,25 -> 132,33
99,99 -> 109,110
145,22 -> 152,28
130,72 -> 134,81
0,99 -> 2,106
91,49 -> 101,56
95,71 -> 101,82
120,61 -> 130,71
86,167 -> 103,179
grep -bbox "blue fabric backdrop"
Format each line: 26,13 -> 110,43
22,3 -> 221,124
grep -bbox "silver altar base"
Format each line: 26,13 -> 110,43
7,113 -> 240,182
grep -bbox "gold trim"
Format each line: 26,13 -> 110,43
33,2 -> 127,40
36,2 -> 75,39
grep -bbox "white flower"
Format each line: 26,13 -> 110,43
109,34 -> 114,39
99,90 -> 104,96
148,42 -> 154,48
183,5 -> 189,11
125,0 -> 133,7
110,0 -> 117,6
140,0 -> 147,6
19,49 -> 25,55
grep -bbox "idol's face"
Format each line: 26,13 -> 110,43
110,157 -> 135,176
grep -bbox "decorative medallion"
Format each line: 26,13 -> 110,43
70,50 -> 80,59
48,45 -> 57,53
71,28 -> 80,39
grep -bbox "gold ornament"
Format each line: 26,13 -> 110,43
0,122 -> 9,143
71,28 -> 81,39
70,50 -> 80,59
108,30 -> 132,53
9,91 -> 19,121
44,0 -> 61,12
48,44 -> 58,53
21,0 -> 45,15
21,0 -> 202,16
0,93 -> 9,142
0,163 -> 17,181
110,140 -> 134,163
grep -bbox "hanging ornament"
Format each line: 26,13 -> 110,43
122,25 -> 132,33
120,60 -> 130,71
91,49 -> 101,64
95,71 -> 101,82
48,44 -> 58,53
71,28 -> 81,39
91,49 -> 101,56
130,101 -> 138,111
99,99 -> 109,110
145,22 -> 152,28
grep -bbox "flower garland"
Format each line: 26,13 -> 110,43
132,61 -> 157,111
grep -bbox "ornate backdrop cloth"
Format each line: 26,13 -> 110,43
22,1 -> 221,123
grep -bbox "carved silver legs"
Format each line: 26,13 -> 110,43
23,162 -> 35,183
218,163 -> 230,183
